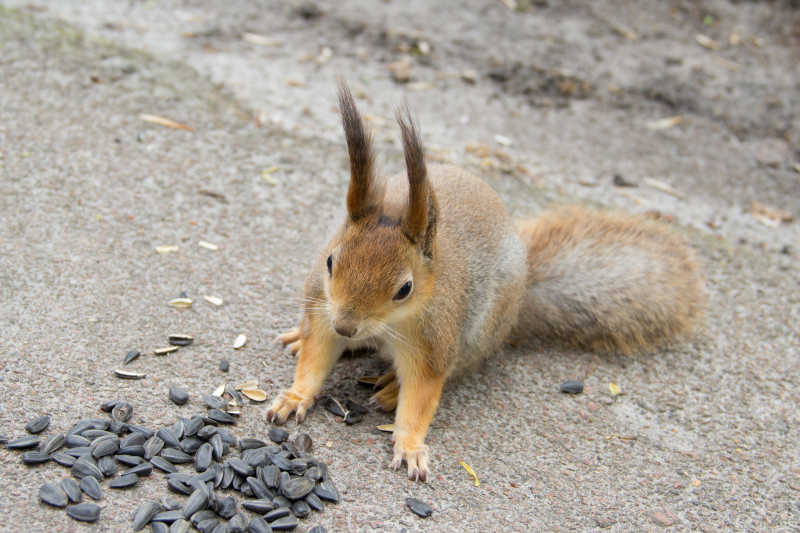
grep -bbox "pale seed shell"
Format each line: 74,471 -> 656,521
155,245 -> 179,254
233,334 -> 247,349
203,295 -> 223,306
115,369 -> 146,380
168,298 -> 193,309
154,346 -> 179,356
234,380 -> 258,391
212,384 -> 226,397
240,389 -> 267,402
376,424 -> 395,433
198,240 -> 218,250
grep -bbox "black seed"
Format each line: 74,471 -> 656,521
128,424 -> 155,438
92,436 -> 120,458
167,478 -> 192,495
171,419 -> 185,439
169,387 -> 189,406
66,502 -> 101,522
184,416 -> 204,437
405,497 -> 433,518
208,433 -> 223,461
321,397 -> 346,417
25,414 -> 50,434
307,527 -> 327,533
305,491 -> 324,512
281,476 -> 314,500
343,411 -> 363,424
183,488 -> 209,518
79,475 -> 103,500
160,497 -> 182,511
109,472 -> 139,489
559,380 -> 584,394
181,436 -> 202,454
221,465 -> 234,489
161,447 -> 193,464
169,519 -> 192,533
112,402 -> 134,422
219,359 -> 230,372
168,334 -> 194,346
124,350 -> 141,364
100,399 -> 119,412
144,435 -> 165,459
151,455 -> 178,473
242,498 -> 275,514
40,482 -> 68,508
53,452 -> 77,467
116,454 -> 144,466
288,458 -> 308,475
197,425 -> 218,440
121,432 -> 147,447
203,395 -> 226,410
22,451 -> 50,465
245,448 -> 270,468
264,507 -> 291,522
239,438 -> 266,450
109,420 -> 126,434
119,444 -> 147,457
0,435 -> 6,444
304,466 -> 322,482
247,517 -> 271,533
229,457 -> 254,477
151,522 -> 169,533
84,429 -> 115,440
229,513 -> 247,533
72,457 -> 104,481
42,433 -> 65,455
271,454 -> 292,472
240,483 -> 254,498
60,478 -> 82,503
98,455 -> 118,477
217,428 -> 237,446
246,477 -> 271,499
261,464 -> 280,488
314,478 -> 340,502
190,510 -> 217,526
208,409 -> 235,424
86,418 -> 111,430
66,433 -> 91,448
269,515 -> 299,531
195,442 -> 213,472
64,446 -> 92,458
157,428 -> 181,448
122,461 -> 153,477
152,510 -> 185,523
133,501 -> 164,531
267,427 -> 289,444
292,499 -> 310,518
7,436 -> 40,450
272,495 -> 291,509
115,369 -> 146,379
196,519 -> 220,533
217,495 -> 237,519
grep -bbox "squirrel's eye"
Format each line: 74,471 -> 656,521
326,254 -> 333,276
393,280 -> 413,301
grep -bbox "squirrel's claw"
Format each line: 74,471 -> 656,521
391,441 -> 429,482
266,389 -> 312,425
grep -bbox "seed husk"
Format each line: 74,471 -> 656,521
218,359 -> 229,372
376,424 -> 395,433
405,497 -> 433,518
168,298 -> 193,309
204,295 -> 223,306
169,387 -> 190,406
98,455 -> 118,477
321,397 -> 346,417
154,346 -> 180,356
240,388 -> 267,402
161,447 -> 194,464
25,414 -> 51,434
22,451 -> 51,465
115,369 -> 146,380
151,455 -> 179,473
40,482 -> 68,508
79,475 -> 103,500
247,518 -> 271,533
207,409 -> 236,424
269,515 -> 299,531
110,401 -> 133,422
7,436 -> 40,450
60,478 -> 82,503
66,502 -> 101,522
293,433 -> 312,453
108,472 -> 138,489
168,334 -> 194,346
124,350 -> 141,364
232,334 -> 247,349
560,380 -> 584,394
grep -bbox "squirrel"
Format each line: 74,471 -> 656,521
266,83 -> 705,482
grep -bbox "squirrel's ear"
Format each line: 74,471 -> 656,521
338,82 -> 381,221
397,108 -> 437,257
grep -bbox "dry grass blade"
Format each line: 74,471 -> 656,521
643,178 -> 685,199
139,114 -> 193,131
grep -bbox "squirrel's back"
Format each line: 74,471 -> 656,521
514,207 -> 705,354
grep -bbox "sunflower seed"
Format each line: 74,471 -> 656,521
169,519 -> 192,533
66,502 -> 101,522
183,488 -> 209,518
184,416 -> 204,437
203,394 -> 226,410
239,438 -> 266,450
167,477 -> 192,495
40,482 -> 68,508
7,436 -> 40,450
196,425 -> 218,440
108,472 -> 139,489
560,380 -> 584,394
168,334 -> 194,347
180,437 -> 203,454
79,475 -> 103,500
217,495 -> 237,519
22,450 -> 51,465
229,513 -> 247,533
53,452 -> 77,466
84,429 -> 114,440
208,433 -> 223,460
241,388 -> 267,402
64,446 -> 92,458
194,442 -> 213,472
292,499 -> 310,518
228,457 -> 254,477
233,334 -> 247,349
128,424 -> 155,438
151,455 -> 178,473
115,454 -> 144,466
25,415 -> 50,434
152,510 -> 185,523
196,519 -> 220,533
321,397 -> 346,417
314,478 -> 340,502
207,409 -> 235,424
154,346 -> 180,356
119,444 -> 146,457
246,477 -> 271,500
91,436 -> 120,458
157,428 -> 181,448
247,517 -> 271,533
161,447 -> 194,464
169,387 -> 189,406
121,461 -> 153,477
190,509 -> 217,526
280,476 -> 314,500
109,401 -> 132,421
124,350 -> 141,364
264,506 -> 291,522
98,455 -> 118,477
218,359 -> 229,372
133,501 -> 164,531
242,498 -> 275,514
305,491 -> 324,511
160,497 -> 181,511
269,515 -> 299,530
72,457 -> 104,481
66,433 -> 91,447
268,427 -> 289,444
204,295 -> 223,306
260,464 -> 280,488
198,240 -> 218,250
151,522 -> 169,533
406,497 -> 433,517
168,298 -> 193,309
144,435 -> 165,459
60,478 -> 82,503
115,369 -> 146,380
307,527 -> 327,533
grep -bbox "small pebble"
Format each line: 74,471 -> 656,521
219,359 -> 230,372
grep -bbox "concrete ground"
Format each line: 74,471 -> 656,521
0,1 -> 798,532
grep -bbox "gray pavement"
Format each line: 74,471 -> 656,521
1,3 -> 798,532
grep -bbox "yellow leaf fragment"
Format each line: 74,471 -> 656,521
609,382 -> 621,396
459,461 -> 480,487
139,113 -> 194,131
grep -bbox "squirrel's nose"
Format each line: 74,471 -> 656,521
333,322 -> 357,338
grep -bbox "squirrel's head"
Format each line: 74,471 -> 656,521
322,84 -> 437,340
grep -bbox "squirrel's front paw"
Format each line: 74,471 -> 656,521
266,389 -> 313,424
390,434 -> 430,482
277,327 -> 302,356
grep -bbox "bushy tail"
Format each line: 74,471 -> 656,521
514,207 -> 705,354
